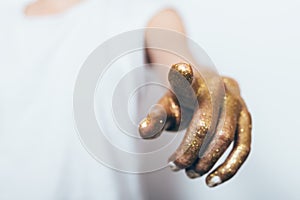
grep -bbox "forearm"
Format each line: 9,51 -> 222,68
145,8 -> 189,66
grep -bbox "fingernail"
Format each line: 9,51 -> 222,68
168,161 -> 180,171
207,176 -> 222,187
186,170 -> 201,178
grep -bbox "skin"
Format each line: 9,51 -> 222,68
139,63 -> 252,187
23,2 -> 252,187
24,0 -> 83,16
140,10 -> 252,187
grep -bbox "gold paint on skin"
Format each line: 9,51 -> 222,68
139,63 -> 252,187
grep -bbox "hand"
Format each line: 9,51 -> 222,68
139,63 -> 252,187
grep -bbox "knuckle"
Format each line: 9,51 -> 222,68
219,134 -> 234,145
222,76 -> 241,95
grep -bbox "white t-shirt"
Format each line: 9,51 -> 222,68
0,1 -> 203,199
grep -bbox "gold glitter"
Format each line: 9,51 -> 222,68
138,64 -> 252,187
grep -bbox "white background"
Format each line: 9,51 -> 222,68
0,0 -> 299,199
177,0 -> 300,199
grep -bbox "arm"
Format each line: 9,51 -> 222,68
139,9 -> 252,187
146,8 -> 186,66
